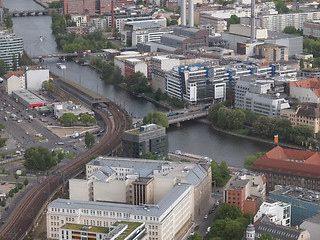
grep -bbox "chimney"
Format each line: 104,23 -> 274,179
112,0 -> 115,35
189,0 -> 194,27
181,0 -> 186,26
146,0 -> 148,14
1,0 -> 3,8
250,0 -> 255,43
64,0 -> 68,15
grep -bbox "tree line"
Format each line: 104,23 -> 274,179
208,103 -> 314,145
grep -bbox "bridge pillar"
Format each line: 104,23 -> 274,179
176,122 -> 181,127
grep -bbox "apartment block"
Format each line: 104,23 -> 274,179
303,21 -> 320,38
2,71 -> 25,95
0,30 -> 23,70
225,172 -> 266,215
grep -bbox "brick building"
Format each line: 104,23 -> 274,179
253,146 -> 320,192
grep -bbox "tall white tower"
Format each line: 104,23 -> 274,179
246,223 -> 255,240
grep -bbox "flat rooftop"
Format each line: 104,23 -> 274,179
12,90 -> 46,105
61,223 -> 109,234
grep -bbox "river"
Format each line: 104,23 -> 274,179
4,0 -> 273,167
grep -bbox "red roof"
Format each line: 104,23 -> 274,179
290,78 -> 320,97
6,71 -> 24,77
252,146 -> 320,178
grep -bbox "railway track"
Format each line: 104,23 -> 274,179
0,102 -> 131,240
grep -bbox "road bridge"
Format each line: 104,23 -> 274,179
168,110 -> 208,126
10,9 -> 50,17
33,53 -> 79,61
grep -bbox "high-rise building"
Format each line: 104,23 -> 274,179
0,30 -> 23,70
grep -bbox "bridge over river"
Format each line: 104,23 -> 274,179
9,9 -> 50,17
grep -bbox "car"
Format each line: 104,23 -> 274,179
204,215 -> 208,219
57,142 -> 64,145
73,146 -> 78,150
17,119 -> 22,123
209,209 -> 214,214
194,226 -> 199,231
0,108 -> 3,111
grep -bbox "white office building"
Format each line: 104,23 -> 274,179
254,201 -> 291,227
0,30 -> 23,70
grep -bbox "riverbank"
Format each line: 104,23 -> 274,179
33,0 -> 49,9
197,118 -> 306,151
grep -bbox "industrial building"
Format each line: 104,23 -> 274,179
0,30 -> 23,70
53,101 -> 94,118
269,185 -> 320,226
48,156 -> 212,239
225,172 -> 266,215
122,124 -> 168,158
12,89 -> 46,109
252,146 -> 320,193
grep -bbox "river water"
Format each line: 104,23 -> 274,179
5,0 -> 273,167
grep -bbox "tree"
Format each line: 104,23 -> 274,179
58,113 -> 78,126
275,0 -> 290,13
85,132 -> 95,148
14,173 -> 19,179
244,152 -> 265,169
283,26 -> 302,36
188,232 -> 202,240
143,112 -> 169,128
211,160 -> 231,187
41,80 -> 55,92
24,146 -> 57,171
208,103 -> 225,123
258,233 -> 276,240
80,114 -> 96,125
300,59 -> 304,69
229,15 -> 240,24
0,136 -> 8,148
0,59 -> 9,76
141,152 -> 158,160
1,200 -> 6,207
4,14 -> 13,28
12,54 -> 17,71
24,178 -> 29,186
57,152 -> 64,161
293,124 -> 314,144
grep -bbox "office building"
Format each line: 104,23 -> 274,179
281,103 -> 320,135
253,146 -> 320,193
269,185 -> 320,226
122,124 -> 168,158
254,201 -> 291,226
0,30 -> 23,71
225,172 -> 266,215
166,64 -> 226,104
235,77 -> 290,117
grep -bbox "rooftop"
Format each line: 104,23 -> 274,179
253,146 -> 320,178
12,90 -> 46,105
61,223 -> 109,234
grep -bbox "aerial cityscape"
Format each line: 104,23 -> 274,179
2,0 -> 320,239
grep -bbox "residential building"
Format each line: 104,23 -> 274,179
124,58 -> 149,77
225,172 -> 266,215
53,101 -> 94,118
289,78 -> 320,104
0,30 -> 23,70
281,103 -> 320,135
166,64 -> 226,104
269,185 -> 320,226
254,201 -> 291,226
63,0 -> 96,15
256,11 -> 320,32
235,77 -> 290,118
300,214 -> 320,240
122,124 -> 168,158
303,21 -> 320,38
252,146 -> 320,193
2,71 -> 25,95
91,18 -> 107,30
60,222 -> 146,240
70,15 -> 88,27
251,215 -> 310,240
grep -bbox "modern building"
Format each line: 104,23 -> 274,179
225,172 -> 266,215
252,146 -> 320,193
2,71 -> 25,95
235,76 -> 290,118
166,64 -> 226,104
53,101 -> 94,118
0,30 -> 23,70
70,14 -> 88,27
300,214 -> 320,240
289,78 -> 320,104
12,89 -> 45,109
91,18 -> 107,30
124,58 -> 149,77
122,124 -> 168,158
60,221 -> 146,240
199,14 -> 227,33
281,103 -> 320,135
254,201 -> 291,226
269,185 -> 320,226
300,69 -> 320,80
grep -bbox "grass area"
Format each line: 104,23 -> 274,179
234,129 -> 250,135
127,126 -> 161,134
113,222 -> 143,240
61,223 -> 109,234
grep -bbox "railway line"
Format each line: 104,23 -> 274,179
0,102 -> 131,239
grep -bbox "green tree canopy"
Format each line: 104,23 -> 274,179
244,152 -> 265,169
80,114 -> 96,125
282,26 -> 302,36
258,233 -> 276,240
24,146 -> 57,171
143,111 -> 169,128
58,113 -> 78,126
85,131 -> 95,148
293,124 -> 314,144
0,59 -> 9,76
141,152 -> 158,160
41,80 -> 55,92
229,15 -> 240,24
188,232 -> 202,240
211,160 -> 231,187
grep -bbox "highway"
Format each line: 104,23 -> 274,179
0,102 -> 131,239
